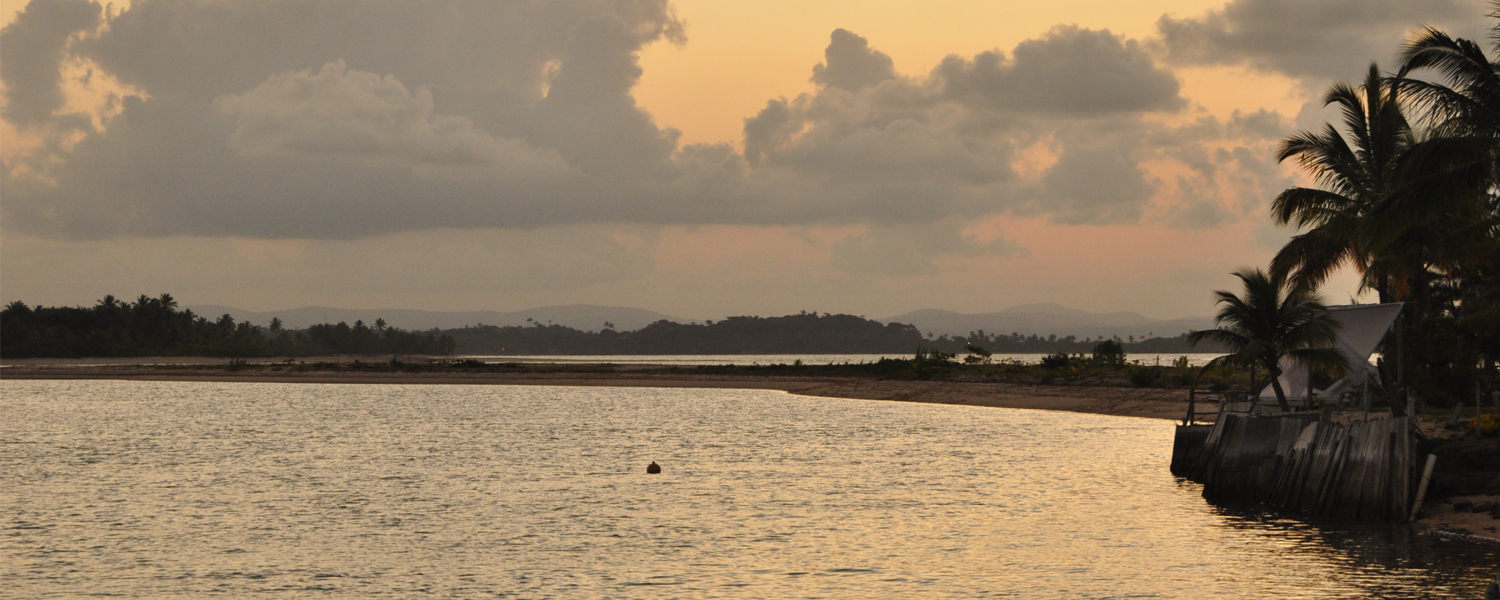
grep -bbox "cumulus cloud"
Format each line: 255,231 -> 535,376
830,221 -> 1024,277
935,25 -> 1186,115
747,27 -> 1277,229
811,28 -> 898,91
1157,0 -> 1486,81
1,0 -> 1286,244
214,60 -> 563,171
0,0 -> 100,127
1032,144 -> 1153,224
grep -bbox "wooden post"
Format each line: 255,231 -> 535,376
1397,312 -> 1405,387
1186,388 -> 1196,426
1409,454 -> 1437,522
1362,378 -> 1370,420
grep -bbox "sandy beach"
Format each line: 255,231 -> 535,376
1,360 -> 1200,421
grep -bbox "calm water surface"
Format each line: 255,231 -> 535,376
2,380 -> 1494,598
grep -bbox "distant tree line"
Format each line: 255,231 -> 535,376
1,294 -> 454,358
444,312 -> 926,354
919,330 -> 1221,355
442,312 -> 1218,356
2,296 -> 1221,358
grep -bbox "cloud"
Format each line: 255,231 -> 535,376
1157,0 -> 1486,81
811,28 -> 898,91
1032,143 -> 1153,225
0,0 -> 100,127
1,1 -> 1284,242
830,221 -> 1025,277
214,60 -> 563,170
935,25 -> 1186,115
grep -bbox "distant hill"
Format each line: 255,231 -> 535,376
189,304 -> 686,332
882,305 -> 1213,340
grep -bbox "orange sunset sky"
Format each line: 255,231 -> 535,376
1,0 -> 1487,319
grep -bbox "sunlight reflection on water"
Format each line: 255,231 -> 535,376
1,380 -> 1494,598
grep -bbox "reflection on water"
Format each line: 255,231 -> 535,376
2,380 -> 1494,598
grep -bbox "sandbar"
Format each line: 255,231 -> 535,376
1,360 -> 1199,421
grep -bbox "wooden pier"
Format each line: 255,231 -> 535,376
1172,404 -> 1419,520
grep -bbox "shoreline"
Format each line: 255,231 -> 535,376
1,363 -> 1200,421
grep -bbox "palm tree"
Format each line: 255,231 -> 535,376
1268,65 -> 1427,412
1188,268 -> 1349,412
1388,9 -> 1499,276
1396,6 -> 1500,155
1385,5 -> 1500,396
1270,64 -> 1413,295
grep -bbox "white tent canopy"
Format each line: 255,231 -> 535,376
1256,302 -> 1403,404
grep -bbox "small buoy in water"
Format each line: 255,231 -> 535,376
646,461 -> 661,474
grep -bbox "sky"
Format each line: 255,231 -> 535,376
0,0 -> 1489,320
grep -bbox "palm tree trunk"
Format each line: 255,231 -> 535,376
1268,364 -> 1291,412
1376,284 -> 1407,416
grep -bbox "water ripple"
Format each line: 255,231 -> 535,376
1,380 -> 1495,598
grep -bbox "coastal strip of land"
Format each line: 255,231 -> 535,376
1,359 -> 1198,421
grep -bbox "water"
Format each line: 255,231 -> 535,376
463,352 -> 1228,367
2,380 -> 1494,598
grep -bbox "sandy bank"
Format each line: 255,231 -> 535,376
1418,495 -> 1500,544
2,364 -> 1199,421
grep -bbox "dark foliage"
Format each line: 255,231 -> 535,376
1093,339 -> 1127,365
445,312 -> 925,354
1,295 -> 454,358
443,312 -> 1217,356
1040,353 -> 1072,369
922,331 -> 1215,355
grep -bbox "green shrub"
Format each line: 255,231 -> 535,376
1093,339 -> 1126,366
1041,352 -> 1071,369
1128,365 -> 1160,387
1172,369 -> 1195,386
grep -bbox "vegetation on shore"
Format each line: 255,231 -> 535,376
444,313 -> 1214,355
2,299 -> 1217,359
1190,268 -> 1348,412
1,294 -> 455,358
1206,6 -> 1500,412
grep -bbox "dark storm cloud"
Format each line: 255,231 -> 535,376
1157,0 -> 1485,81
2,1 -> 1280,240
